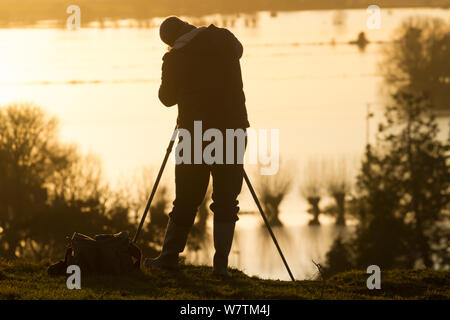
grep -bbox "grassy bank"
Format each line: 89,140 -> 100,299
0,260 -> 448,300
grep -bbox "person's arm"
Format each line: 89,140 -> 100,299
158,52 -> 178,107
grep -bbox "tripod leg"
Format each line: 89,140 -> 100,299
133,125 -> 178,243
243,170 -> 296,282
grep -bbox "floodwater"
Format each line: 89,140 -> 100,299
1,8 -> 449,279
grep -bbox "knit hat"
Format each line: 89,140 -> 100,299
160,17 -> 196,46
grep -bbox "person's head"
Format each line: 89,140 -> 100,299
159,17 -> 196,47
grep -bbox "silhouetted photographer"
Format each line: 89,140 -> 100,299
144,17 -> 250,277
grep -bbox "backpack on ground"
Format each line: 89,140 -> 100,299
48,231 -> 141,276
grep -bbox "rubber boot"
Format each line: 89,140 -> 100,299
144,219 -> 191,270
213,221 -> 236,278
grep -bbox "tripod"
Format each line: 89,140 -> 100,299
133,125 -> 295,282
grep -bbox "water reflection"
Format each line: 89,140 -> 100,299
185,215 -> 355,280
1,8 -> 449,279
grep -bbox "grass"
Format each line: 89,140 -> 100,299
0,259 -> 449,300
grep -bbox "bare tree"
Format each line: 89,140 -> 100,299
0,103 -> 73,258
380,16 -> 450,111
255,164 -> 292,226
324,156 -> 356,226
300,157 -> 325,225
0,103 -> 123,259
48,153 -> 106,206
112,165 -> 170,256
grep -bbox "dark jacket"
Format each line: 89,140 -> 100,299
158,24 -> 250,130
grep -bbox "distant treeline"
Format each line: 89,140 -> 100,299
1,0 -> 450,26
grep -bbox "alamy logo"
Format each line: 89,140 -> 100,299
366,265 -> 381,289
172,121 -> 280,175
366,5 -> 381,30
66,265 -> 81,289
66,5 -> 81,30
